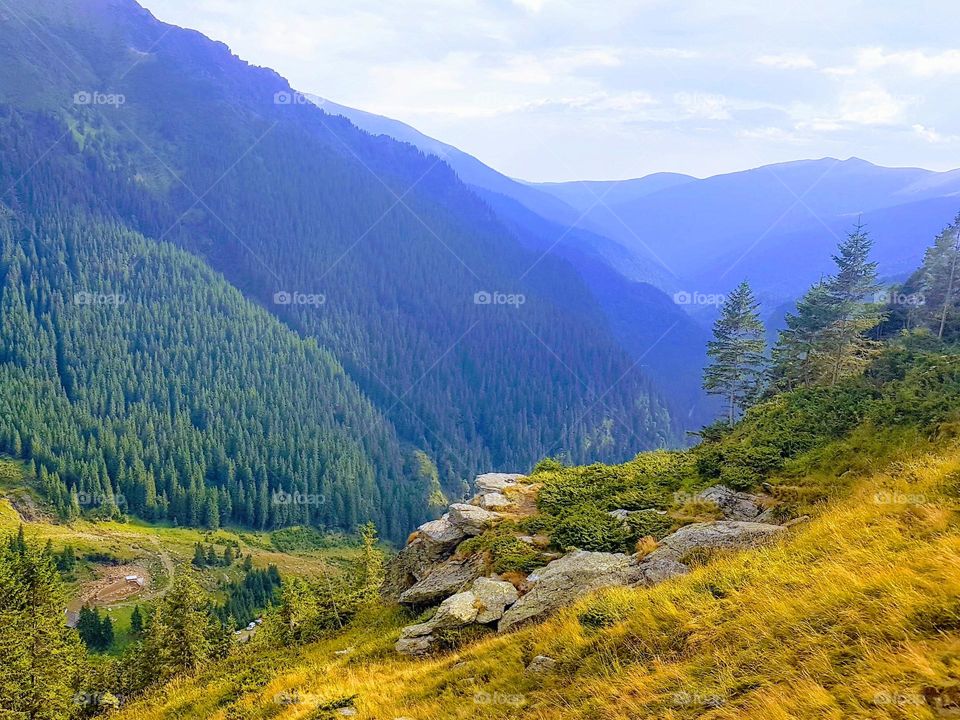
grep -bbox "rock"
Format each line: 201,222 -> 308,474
398,555 -> 483,605
499,551 -> 642,631
608,508 -> 667,522
647,521 -> 785,564
448,503 -> 503,536
633,555 -> 689,585
333,646 -> 355,656
474,473 -> 524,493
526,655 -> 557,674
471,577 -> 519,623
335,707 -> 356,717
476,492 -> 512,511
418,515 -> 468,549
381,516 -> 467,601
432,590 -> 480,627
695,486 -> 774,522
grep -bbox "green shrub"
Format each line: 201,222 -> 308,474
457,532 -> 542,574
553,506 -> 631,552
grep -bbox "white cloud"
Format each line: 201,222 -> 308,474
756,53 -> 817,70
913,124 -> 958,144
674,92 -> 730,120
825,47 -> 960,77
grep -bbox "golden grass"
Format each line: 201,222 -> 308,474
113,439 -> 960,720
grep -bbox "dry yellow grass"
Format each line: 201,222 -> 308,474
113,439 -> 960,720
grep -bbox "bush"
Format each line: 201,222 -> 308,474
457,532 -> 543,574
553,506 -> 631,553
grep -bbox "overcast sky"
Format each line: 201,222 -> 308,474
142,0 -> 960,182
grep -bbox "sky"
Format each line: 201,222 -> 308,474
142,0 -> 960,182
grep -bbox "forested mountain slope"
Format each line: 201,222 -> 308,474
0,0 -> 681,539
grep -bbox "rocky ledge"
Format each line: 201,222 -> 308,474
387,474 -> 787,656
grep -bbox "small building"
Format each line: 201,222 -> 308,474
125,575 -> 145,587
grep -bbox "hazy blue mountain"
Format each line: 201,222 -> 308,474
0,0 -> 686,539
530,173 -> 697,213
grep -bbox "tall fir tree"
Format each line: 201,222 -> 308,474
703,281 -> 768,424
920,212 -> 960,339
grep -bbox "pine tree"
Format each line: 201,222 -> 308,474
143,575 -> 218,681
100,615 -> 114,648
920,212 -> 960,339
0,530 -> 85,720
130,604 -> 144,636
703,281 -> 767,424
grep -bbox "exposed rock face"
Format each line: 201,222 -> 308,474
498,551 -> 642,631
696,485 -> 773,522
474,473 -> 524,493
646,520 -> 785,563
381,515 -> 467,601
471,577 -> 519,623
448,503 -> 503,536
398,555 -> 483,605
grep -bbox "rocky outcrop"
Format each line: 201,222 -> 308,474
381,515 -> 468,601
498,551 -> 642,631
398,555 -> 483,605
448,503 -> 504,536
391,476 -> 788,656
474,473 -> 524,493
646,520 -> 785,564
696,485 -> 774,522
395,577 -> 518,656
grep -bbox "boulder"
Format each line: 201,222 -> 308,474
476,492 -> 513,511
526,655 -> 557,674
633,555 -> 689,585
395,590 -> 483,656
647,520 -> 785,564
398,555 -> 483,605
474,473 -> 524,493
394,633 -> 435,656
471,577 -> 519,623
448,503 -> 503,536
499,551 -> 642,631
381,515 -> 467,601
695,486 -> 774,522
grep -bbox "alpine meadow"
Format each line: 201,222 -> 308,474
1,1 -> 960,719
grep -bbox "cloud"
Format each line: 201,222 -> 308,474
913,124 -> 957,143
674,92 -> 730,120
825,47 -> 960,77
756,53 -> 817,70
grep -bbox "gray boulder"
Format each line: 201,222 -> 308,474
381,515 -> 467,601
474,473 -> 524,493
448,503 -> 503,536
476,492 -> 513,511
471,577 -> 519,623
418,515 -> 468,549
499,551 -> 641,631
633,555 -> 689,585
398,555 -> 483,605
647,520 -> 785,564
696,486 -> 774,522
395,589 -> 484,656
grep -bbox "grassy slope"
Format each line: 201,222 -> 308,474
109,423 -> 960,719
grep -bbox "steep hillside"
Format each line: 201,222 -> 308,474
0,0 -> 683,536
105,343 -> 960,719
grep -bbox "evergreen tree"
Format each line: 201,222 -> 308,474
130,605 -> 144,636
821,222 -> 884,385
703,281 -> 767,424
100,615 -> 114,648
920,212 -> 960,339
0,531 -> 85,720
143,575 -> 219,681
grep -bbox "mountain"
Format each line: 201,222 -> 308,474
0,0 -> 685,541
531,172 -> 697,212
